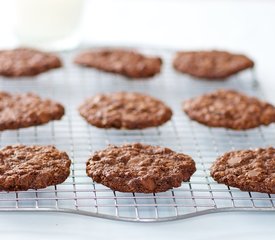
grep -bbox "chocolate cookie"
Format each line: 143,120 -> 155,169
0,145 -> 71,191
0,48 -> 62,77
183,89 -> 275,130
74,49 -> 162,78
78,92 -> 172,129
0,91 -> 65,130
86,143 -> 196,193
173,50 -> 254,79
211,147 -> 275,194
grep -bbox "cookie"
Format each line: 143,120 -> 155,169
183,89 -> 275,130
0,48 -> 62,77
86,143 -> 196,193
79,92 -> 172,129
74,49 -> 162,78
173,50 -> 254,79
0,91 -> 65,130
211,147 -> 275,194
0,145 -> 71,191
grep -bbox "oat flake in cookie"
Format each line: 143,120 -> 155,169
173,50 -> 254,79
0,145 -> 71,191
0,48 -> 62,77
86,143 -> 196,193
74,49 -> 162,78
79,92 -> 172,129
211,147 -> 275,194
183,89 -> 275,130
0,91 -> 65,131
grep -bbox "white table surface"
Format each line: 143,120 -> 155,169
0,0 -> 274,239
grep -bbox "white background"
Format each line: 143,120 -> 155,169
1,0 -> 275,101
0,0 -> 275,239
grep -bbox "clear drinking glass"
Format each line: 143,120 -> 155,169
15,0 -> 84,51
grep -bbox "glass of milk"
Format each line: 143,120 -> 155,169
15,0 -> 84,51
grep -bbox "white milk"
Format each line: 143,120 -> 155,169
15,0 -> 84,50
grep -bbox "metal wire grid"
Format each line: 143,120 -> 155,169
0,47 -> 274,222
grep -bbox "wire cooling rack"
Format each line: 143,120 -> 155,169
0,47 -> 274,222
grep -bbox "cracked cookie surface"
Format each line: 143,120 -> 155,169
79,92 -> 172,129
0,145 -> 71,191
173,50 -> 254,79
74,49 -> 162,78
86,143 -> 196,193
183,89 -> 275,130
0,48 -> 61,77
211,147 -> 275,194
0,91 -> 65,131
